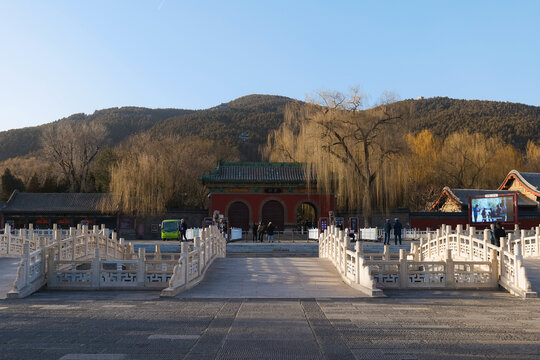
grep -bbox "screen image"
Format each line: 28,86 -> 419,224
470,196 -> 515,223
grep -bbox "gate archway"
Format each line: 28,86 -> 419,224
227,201 -> 250,231
296,202 -> 317,229
261,200 -> 285,231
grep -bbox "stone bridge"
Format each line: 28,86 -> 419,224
1,223 -> 539,299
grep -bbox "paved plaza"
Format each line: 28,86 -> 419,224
0,254 -> 539,359
0,289 -> 539,359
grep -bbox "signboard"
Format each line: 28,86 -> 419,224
318,217 -> 328,232
468,193 -> 517,226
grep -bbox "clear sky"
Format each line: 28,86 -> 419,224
0,0 -> 539,132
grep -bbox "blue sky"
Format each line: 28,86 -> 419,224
0,0 -> 539,132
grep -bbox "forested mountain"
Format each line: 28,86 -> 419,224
399,97 -> 540,150
1,95 -> 539,163
0,107 -> 193,161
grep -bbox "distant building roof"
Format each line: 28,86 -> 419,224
201,162 -> 315,185
1,191 -> 118,214
499,170 -> 540,196
431,186 -> 538,211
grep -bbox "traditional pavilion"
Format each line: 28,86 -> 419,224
201,162 -> 334,231
419,170 -> 540,229
0,191 -> 119,229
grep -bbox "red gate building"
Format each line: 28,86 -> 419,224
202,162 -> 334,230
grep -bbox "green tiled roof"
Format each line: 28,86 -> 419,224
201,162 -> 315,184
1,191 -> 118,213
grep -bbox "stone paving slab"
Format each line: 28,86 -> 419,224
0,289 -> 539,359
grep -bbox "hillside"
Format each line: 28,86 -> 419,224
0,107 -> 193,161
150,95 -> 295,160
1,95 -> 539,163
399,97 -> 540,150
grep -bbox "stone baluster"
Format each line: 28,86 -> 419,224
23,243 -> 30,288
436,229 -> 441,258
6,223 -> 11,256
418,239 -> 424,261
399,249 -> 408,288
383,245 -> 389,261
456,224 -> 462,258
181,242 -> 188,286
344,234 -> 350,275
445,248 -> 455,288
490,248 -> 499,285
137,248 -> 146,286
355,241 -> 361,284
483,228 -> 490,260
91,248 -> 101,289
536,226 -> 540,257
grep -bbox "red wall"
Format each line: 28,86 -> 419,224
211,193 -> 334,225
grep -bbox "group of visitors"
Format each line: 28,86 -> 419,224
383,218 -> 403,245
251,221 -> 276,242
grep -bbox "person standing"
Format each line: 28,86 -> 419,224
266,221 -> 275,243
383,219 -> 392,245
179,219 -> 188,241
257,222 -> 265,242
251,223 -> 257,242
393,218 -> 402,245
493,221 -> 505,247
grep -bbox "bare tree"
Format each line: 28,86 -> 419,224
266,89 -> 406,227
42,122 -> 107,192
108,134 -> 238,215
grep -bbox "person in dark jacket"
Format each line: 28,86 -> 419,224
266,222 -> 275,243
383,219 -> 392,245
493,222 -> 505,247
251,223 -> 257,242
393,218 -> 402,245
179,219 -> 188,241
257,222 -> 265,242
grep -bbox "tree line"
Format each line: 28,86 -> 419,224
1,93 -> 539,220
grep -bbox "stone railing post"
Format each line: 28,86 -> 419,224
399,249 -> 408,288
181,242 -> 189,285
6,223 -> 11,256
344,235 -> 350,275
445,249 -> 455,288
39,238 -> 46,276
47,247 -> 56,286
536,226 -> 540,257
355,241 -> 361,284
194,237 -> 202,275
383,245 -> 389,261
91,248 -> 101,289
483,229 -> 490,260
499,237 -> 506,277
426,232 -> 431,259
490,248 -> 499,285
436,229 -> 441,258
468,226 -> 475,260
418,239 -> 424,261
137,248 -> 146,286
23,243 -> 30,288
456,224 -> 462,258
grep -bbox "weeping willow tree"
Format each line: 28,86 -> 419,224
107,134 -> 238,215
265,90 -> 408,226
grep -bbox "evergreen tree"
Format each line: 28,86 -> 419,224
1,168 -> 25,200
26,173 -> 41,192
